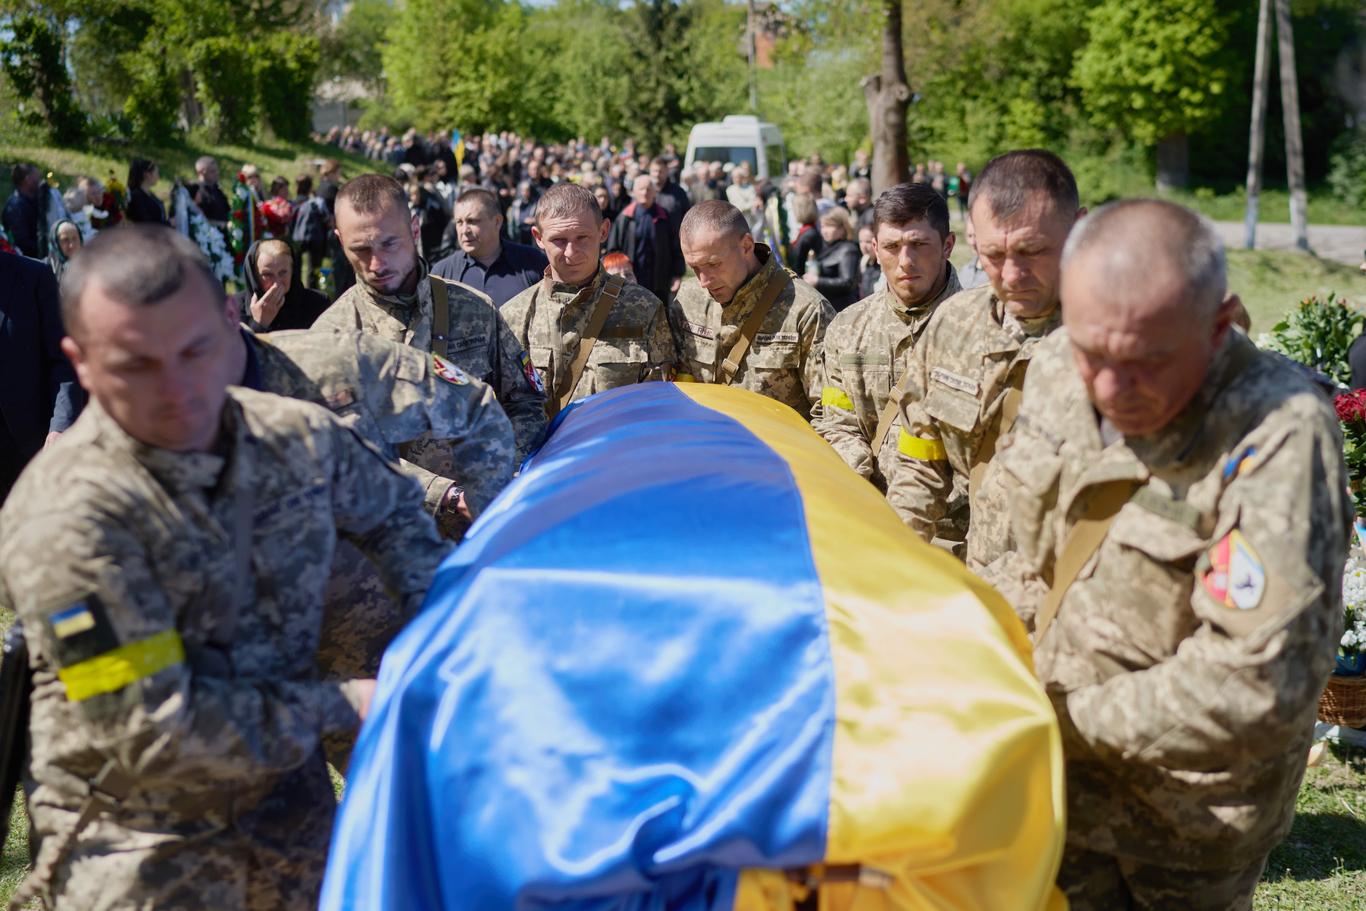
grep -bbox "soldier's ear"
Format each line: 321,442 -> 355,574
598,218 -> 609,243
943,232 -> 956,261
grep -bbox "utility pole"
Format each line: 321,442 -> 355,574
1243,0 -> 1272,250
746,0 -> 758,111
1273,0 -> 1310,251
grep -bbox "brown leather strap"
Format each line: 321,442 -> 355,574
1032,479 -> 1141,642
556,274 -> 624,414
720,270 -> 788,385
429,275 -> 450,354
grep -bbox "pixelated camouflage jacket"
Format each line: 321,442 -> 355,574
668,245 -> 835,418
501,266 -> 676,415
990,328 -> 1351,869
247,328 -> 515,517
312,266 -> 547,462
811,264 -> 961,489
885,284 -> 1060,569
0,389 -> 449,909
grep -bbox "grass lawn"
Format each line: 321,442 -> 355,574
1230,249 -> 1366,334
1171,187 -> 1364,229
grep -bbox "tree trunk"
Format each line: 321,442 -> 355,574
1243,0 -> 1273,249
861,0 -> 910,195
1155,132 -> 1189,192
1273,0 -> 1309,251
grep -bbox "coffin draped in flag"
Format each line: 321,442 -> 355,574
321,383 -> 1065,911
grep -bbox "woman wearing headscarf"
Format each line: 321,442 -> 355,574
233,238 -> 331,332
46,218 -> 83,279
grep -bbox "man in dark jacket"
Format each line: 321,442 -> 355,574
192,156 -> 231,226
432,188 -> 547,309
649,157 -> 690,230
607,176 -> 684,304
0,250 -> 76,500
3,163 -> 43,258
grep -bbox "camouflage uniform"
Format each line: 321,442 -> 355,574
987,329 -> 1351,909
0,388 -> 449,910
501,267 -> 676,415
884,285 -> 1059,567
668,244 -> 834,417
811,264 -> 961,489
312,265 -> 547,461
245,328 -> 515,681
247,328 -> 515,518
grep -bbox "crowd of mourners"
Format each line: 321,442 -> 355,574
3,129 -> 979,322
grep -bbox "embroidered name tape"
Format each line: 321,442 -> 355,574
930,368 -> 979,396
755,331 -> 800,345
687,323 -> 716,340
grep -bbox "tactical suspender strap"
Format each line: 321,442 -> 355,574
967,383 -> 1024,494
556,275 -> 625,415
871,374 -> 911,461
11,759 -> 135,910
429,275 -> 450,354
720,271 -> 788,385
1031,478 -> 1141,644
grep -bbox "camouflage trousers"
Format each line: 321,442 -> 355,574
1058,845 -> 1266,911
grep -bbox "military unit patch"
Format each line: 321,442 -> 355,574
519,350 -> 545,394
432,354 -> 470,386
1201,529 -> 1267,611
50,604 -> 96,639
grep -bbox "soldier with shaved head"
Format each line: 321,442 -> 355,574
987,199 -> 1351,910
669,200 -> 834,416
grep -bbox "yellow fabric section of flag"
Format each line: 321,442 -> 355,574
675,385 -> 1065,911
58,629 -> 185,702
821,386 -> 856,412
897,428 -> 947,461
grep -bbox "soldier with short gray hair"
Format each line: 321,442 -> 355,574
986,199 -> 1351,910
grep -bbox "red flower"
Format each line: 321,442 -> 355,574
1336,391 -> 1366,424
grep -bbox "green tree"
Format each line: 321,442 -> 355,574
384,0 -> 533,134
320,0 -> 390,95
0,13 -> 87,143
257,31 -> 322,141
1072,0 -> 1235,189
189,35 -> 258,143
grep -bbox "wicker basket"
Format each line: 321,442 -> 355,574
1319,673 -> 1366,728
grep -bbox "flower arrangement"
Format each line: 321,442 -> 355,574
171,183 -> 235,286
1335,389 -> 1366,520
228,172 -> 266,276
1339,549 -> 1366,676
1260,293 -> 1362,387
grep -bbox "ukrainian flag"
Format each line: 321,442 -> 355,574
321,384 -> 1065,911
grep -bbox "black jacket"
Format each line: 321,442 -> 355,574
430,241 -> 548,308
0,252 -> 76,498
126,186 -> 167,225
808,239 -> 861,312
1,192 -> 41,258
787,225 -> 824,273
606,202 -> 684,303
235,240 -> 331,331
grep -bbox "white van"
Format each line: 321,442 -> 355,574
684,115 -> 786,182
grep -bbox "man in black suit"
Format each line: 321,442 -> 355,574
0,250 -> 76,501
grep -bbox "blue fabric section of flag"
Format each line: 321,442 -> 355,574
322,383 -> 836,911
